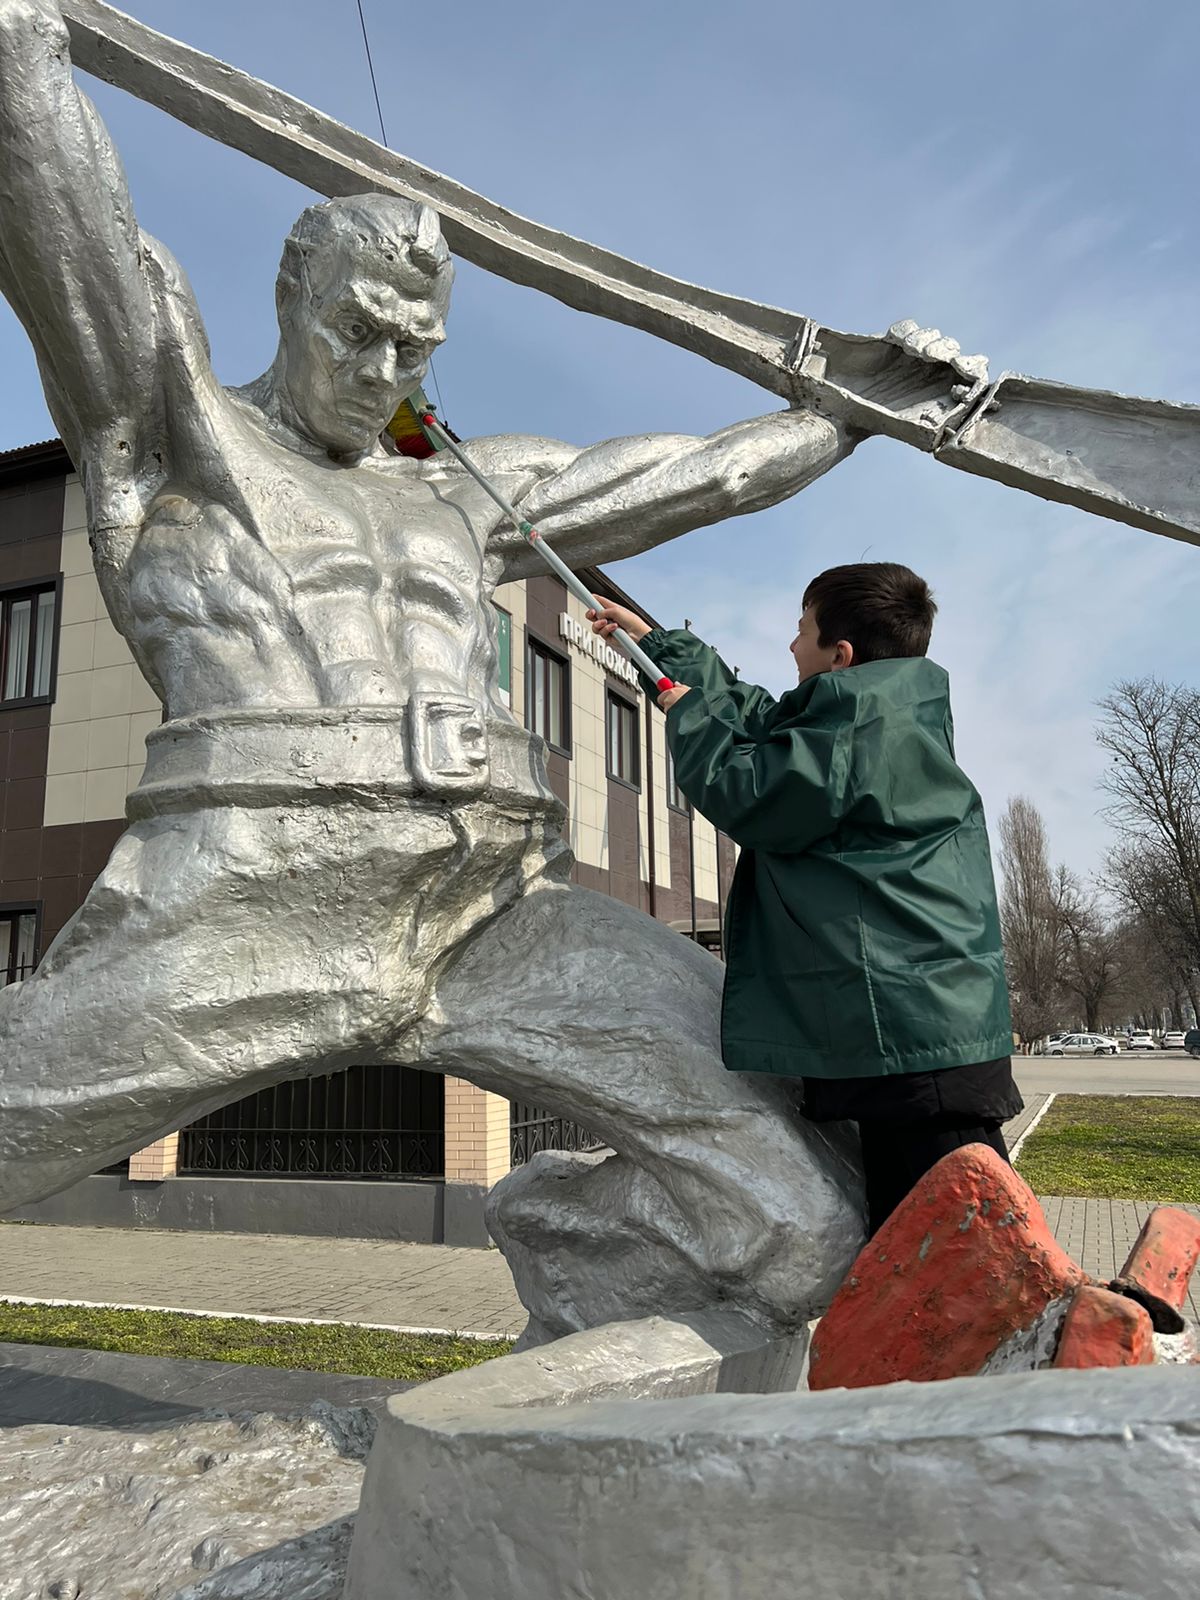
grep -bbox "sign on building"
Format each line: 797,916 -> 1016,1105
558,613 -> 640,688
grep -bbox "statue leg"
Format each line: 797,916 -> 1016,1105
0,800 -> 471,1211
416,882 -> 865,1345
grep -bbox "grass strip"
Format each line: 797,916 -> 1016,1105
0,1300 -> 511,1379
1016,1094 -> 1200,1203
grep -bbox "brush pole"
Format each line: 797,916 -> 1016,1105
419,412 -> 676,693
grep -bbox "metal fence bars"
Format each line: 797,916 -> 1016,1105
509,1099 -> 606,1167
1,908 -> 37,986
180,1064 -> 444,1179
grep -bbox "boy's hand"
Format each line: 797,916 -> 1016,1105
587,597 -> 651,643
658,685 -> 691,711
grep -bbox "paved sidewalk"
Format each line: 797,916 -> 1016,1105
1007,1094 -> 1200,1323
1002,1095 -> 1048,1151
1041,1195 -> 1200,1324
0,1092 -> 1193,1336
0,1225 -> 526,1339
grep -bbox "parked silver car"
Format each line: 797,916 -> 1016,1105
1047,1033 -> 1122,1057
1161,1031 -> 1187,1051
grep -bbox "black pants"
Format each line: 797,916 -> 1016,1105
857,1118 -> 1010,1238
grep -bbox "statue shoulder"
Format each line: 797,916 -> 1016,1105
139,234 -> 214,375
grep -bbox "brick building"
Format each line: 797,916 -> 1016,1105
1,441 -> 734,1244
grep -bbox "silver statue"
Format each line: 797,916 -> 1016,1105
0,0 -> 1003,1341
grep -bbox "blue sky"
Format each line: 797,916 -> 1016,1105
2,0 -> 1198,879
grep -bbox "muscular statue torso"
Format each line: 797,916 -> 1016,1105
129,383 -> 513,718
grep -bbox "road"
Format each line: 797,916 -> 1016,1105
1013,1051 -> 1200,1097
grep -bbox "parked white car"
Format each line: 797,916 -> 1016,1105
1126,1030 -> 1157,1051
1047,1033 -> 1122,1057
1162,1031 -> 1187,1051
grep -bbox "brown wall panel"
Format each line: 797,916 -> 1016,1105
2,533 -> 62,584
1,826 -> 42,881
0,475 -> 66,544
655,806 -> 696,926
8,723 -> 49,779
40,822 -> 83,879
524,573 -> 567,638
0,467 -> 97,965
545,749 -> 570,815
523,572 -> 571,819
573,861 -> 608,896
34,818 -> 128,948
605,777 -> 641,909
3,776 -> 44,831
0,508 -> 64,824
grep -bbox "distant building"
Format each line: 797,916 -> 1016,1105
1,442 -> 734,1244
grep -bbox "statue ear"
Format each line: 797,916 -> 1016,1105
275,237 -> 306,320
411,204 -> 444,273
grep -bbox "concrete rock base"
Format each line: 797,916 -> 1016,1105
345,1314 -> 1200,1599
0,1403 -> 370,1600
354,1370 -> 1200,1599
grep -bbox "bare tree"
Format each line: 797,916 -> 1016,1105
1097,679 -> 1200,990
1097,679 -> 1200,1024
1054,866 -> 1122,1031
998,797 -> 1066,1044
1104,850 -> 1200,1022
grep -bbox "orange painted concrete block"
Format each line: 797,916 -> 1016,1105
808,1144 -> 1087,1390
1053,1284 -> 1156,1369
1117,1206 -> 1200,1314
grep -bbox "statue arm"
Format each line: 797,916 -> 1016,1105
0,0 -> 158,465
488,410 -> 856,582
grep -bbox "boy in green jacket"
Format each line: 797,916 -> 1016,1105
588,562 -> 1020,1236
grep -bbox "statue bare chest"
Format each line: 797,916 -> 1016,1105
146,452 -> 486,603
123,434 -> 510,715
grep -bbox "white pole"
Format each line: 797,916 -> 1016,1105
419,411 -> 675,692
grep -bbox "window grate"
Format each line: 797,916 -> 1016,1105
1,909 -> 38,987
510,1099 -> 606,1166
179,1064 -> 444,1180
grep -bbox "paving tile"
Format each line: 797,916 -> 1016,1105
0,1223 -> 526,1338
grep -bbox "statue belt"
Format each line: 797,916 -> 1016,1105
125,701 -> 561,820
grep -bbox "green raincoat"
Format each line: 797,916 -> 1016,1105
642,628 -> 1013,1081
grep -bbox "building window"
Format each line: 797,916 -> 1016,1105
1,580 -> 58,706
1,908 -> 38,986
607,691 -> 640,788
493,605 -> 512,706
526,634 -> 570,754
666,744 -> 689,812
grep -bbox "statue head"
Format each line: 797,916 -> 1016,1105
273,194 -> 453,456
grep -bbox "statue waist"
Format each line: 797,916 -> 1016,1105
127,704 -> 560,821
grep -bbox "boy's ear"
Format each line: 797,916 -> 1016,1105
832,639 -> 855,670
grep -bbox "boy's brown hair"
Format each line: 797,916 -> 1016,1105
802,562 -> 936,664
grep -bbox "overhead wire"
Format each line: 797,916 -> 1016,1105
352,0 -> 450,420
354,0 -> 389,149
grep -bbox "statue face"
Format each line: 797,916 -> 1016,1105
279,236 -> 449,455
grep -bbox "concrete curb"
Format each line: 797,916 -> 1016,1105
0,1295 -> 507,1343
1009,1091 -> 1056,1161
